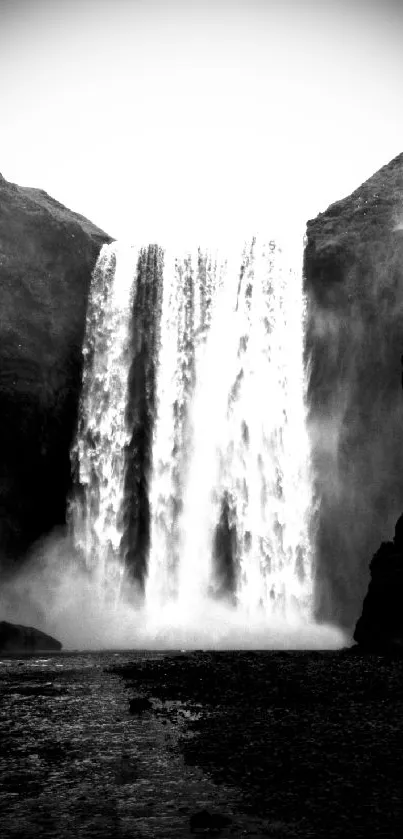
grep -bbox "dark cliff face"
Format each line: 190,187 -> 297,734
304,152 -> 403,630
0,173 -> 112,564
353,515 -> 403,651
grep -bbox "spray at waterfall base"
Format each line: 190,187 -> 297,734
68,237 -> 347,650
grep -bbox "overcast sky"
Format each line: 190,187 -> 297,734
1,0 -> 402,244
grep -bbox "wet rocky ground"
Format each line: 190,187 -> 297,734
0,650 -> 402,838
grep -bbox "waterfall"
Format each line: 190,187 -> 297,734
146,238 -> 315,624
69,243 -> 139,603
145,247 -> 228,611
70,234 -> 319,641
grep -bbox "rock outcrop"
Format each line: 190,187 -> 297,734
304,152 -> 403,630
0,620 -> 62,652
353,515 -> 403,651
0,173 -> 112,564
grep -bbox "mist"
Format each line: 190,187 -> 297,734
0,531 -> 348,651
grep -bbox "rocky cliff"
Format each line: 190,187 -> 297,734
304,152 -> 403,631
0,173 -> 112,564
353,514 -> 403,651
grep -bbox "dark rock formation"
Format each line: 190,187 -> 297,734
0,173 -> 112,564
304,152 -> 403,630
353,515 -> 403,651
0,620 -> 62,652
211,491 -> 238,600
122,246 -> 163,586
128,695 -> 153,715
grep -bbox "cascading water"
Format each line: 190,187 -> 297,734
69,233 -> 330,647
69,243 -> 139,603
145,237 -> 316,634
145,247 -> 228,612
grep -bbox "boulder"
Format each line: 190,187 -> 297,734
128,696 -> 153,715
0,173 -> 112,563
304,152 -> 403,630
0,620 -> 62,652
353,515 -> 403,651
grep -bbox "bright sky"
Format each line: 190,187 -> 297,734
1,0 -> 402,245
